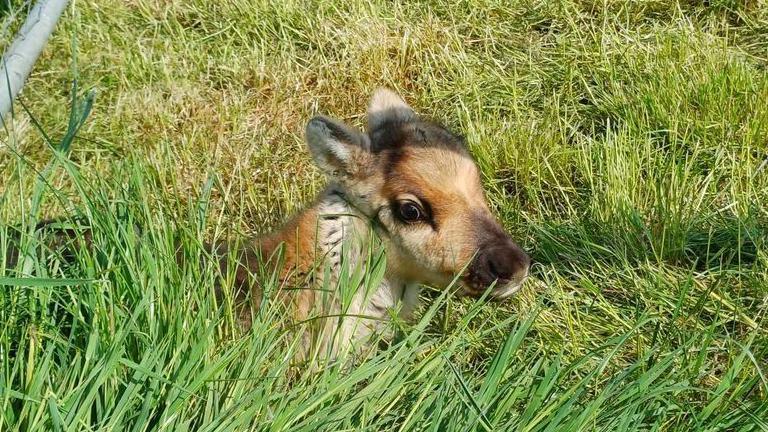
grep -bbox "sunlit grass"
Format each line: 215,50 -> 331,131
1,0 -> 767,430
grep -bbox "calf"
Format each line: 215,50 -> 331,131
224,88 -> 531,358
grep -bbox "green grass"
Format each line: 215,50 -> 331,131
2,0 -> 768,430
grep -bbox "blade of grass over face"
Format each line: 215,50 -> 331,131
1,0 -> 767,431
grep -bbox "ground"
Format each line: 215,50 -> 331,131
1,1 -> 767,430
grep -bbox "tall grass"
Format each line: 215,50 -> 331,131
1,0 -> 767,430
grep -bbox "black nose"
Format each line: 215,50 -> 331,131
467,242 -> 531,289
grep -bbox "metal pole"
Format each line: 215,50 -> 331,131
0,0 -> 70,121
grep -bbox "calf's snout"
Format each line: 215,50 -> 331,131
465,240 -> 531,295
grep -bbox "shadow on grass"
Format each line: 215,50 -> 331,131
531,209 -> 765,273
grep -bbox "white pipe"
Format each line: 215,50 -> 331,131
0,0 -> 70,121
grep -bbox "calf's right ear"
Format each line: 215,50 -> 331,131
305,115 -> 373,180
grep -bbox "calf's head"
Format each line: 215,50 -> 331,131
305,88 -> 530,299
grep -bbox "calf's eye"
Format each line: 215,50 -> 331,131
398,201 -> 423,222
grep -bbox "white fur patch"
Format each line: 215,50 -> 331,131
313,191 -> 418,358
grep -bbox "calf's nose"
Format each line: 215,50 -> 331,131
471,241 -> 531,288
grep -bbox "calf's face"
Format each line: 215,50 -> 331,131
305,88 -> 530,299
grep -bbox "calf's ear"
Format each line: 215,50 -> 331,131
367,87 -> 415,133
305,115 -> 373,180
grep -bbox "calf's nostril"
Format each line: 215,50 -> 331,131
486,255 -> 500,279
486,252 -> 515,282
487,244 -> 531,281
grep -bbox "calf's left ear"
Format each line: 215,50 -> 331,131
305,115 -> 373,180
367,87 -> 415,133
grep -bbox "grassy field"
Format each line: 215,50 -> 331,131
2,0 -> 768,430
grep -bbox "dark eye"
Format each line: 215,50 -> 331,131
397,201 -> 423,222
